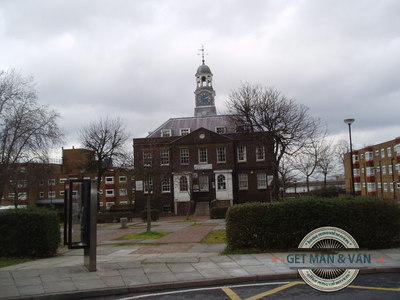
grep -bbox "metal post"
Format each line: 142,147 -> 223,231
344,119 -> 355,196
84,180 -> 97,272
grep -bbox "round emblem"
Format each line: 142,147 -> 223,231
298,227 -> 359,292
199,133 -> 205,139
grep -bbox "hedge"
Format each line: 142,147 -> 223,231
210,206 -> 229,219
141,209 -> 160,222
0,207 -> 60,257
97,211 -> 135,223
226,196 -> 400,250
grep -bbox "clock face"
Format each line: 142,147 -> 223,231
198,92 -> 211,105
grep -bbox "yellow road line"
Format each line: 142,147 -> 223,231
245,281 -> 305,300
222,287 -> 242,300
348,285 -> 400,292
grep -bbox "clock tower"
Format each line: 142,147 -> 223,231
194,46 -> 217,117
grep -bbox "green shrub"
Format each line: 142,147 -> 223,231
226,197 -> 400,250
310,186 -> 341,198
97,211 -> 135,223
0,207 -> 60,257
141,209 -> 160,222
210,206 -> 229,219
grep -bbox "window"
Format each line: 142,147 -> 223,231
198,147 -> 208,163
160,149 -> 170,165
257,173 -> 267,189
352,154 -> 359,162
216,147 -> 226,163
387,147 -> 392,157
98,189 -> 103,195
378,182 -> 382,189
354,183 -> 361,191
180,148 -> 189,165
106,202 -> 115,209
48,179 -> 55,186
106,189 -> 114,197
256,146 -> 265,161
119,176 -> 127,183
395,144 -> 400,153
238,173 -> 248,190
383,182 -> 388,192
389,165 -> 393,175
397,183 -> 400,189
119,201 -> 128,205
17,180 -> 27,188
217,175 -> 226,190
161,129 -> 171,137
161,177 -> 171,193
237,146 -> 247,162
381,149 -> 385,158
353,168 -> 360,176
144,178 -> 153,194
375,166 -> 380,172
365,151 -> 373,161
390,182 -> 394,192
105,176 -> 114,184
367,182 -> 376,191
215,126 -> 226,134
179,176 -> 188,192
39,192 -> 44,199
59,191 -> 64,196
199,175 -> 209,191
366,167 -> 374,176
8,192 -> 15,198
19,192 -> 27,200
59,178 -> 67,183
375,150 -> 379,156
143,151 -> 152,166
119,189 -> 127,196
99,202 -> 104,207
180,128 -> 190,136
382,165 -> 387,175
48,191 -> 56,198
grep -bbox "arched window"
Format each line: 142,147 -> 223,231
217,175 -> 226,190
179,176 -> 188,192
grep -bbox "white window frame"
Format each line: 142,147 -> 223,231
256,146 -> 265,161
257,173 -> 267,189
365,151 -> 373,161
119,176 -> 127,183
160,149 -> 170,165
119,188 -> 127,196
48,191 -> 56,198
161,177 -> 171,193
238,173 -> 248,190
48,179 -> 56,186
353,168 -> 360,176
215,126 -> 226,134
161,129 -> 172,137
199,175 -> 209,192
381,149 -> 385,158
106,189 -> 115,197
59,191 -> 65,196
179,176 -> 188,192
144,178 -> 153,194
217,174 -> 226,190
59,178 -> 67,183
39,192 -> 44,199
387,147 -> 392,157
105,176 -> 114,184
382,165 -> 387,175
180,128 -> 191,136
198,147 -> 208,164
216,147 -> 226,163
180,148 -> 189,165
106,202 -> 115,209
237,146 -> 247,162
143,151 -> 152,167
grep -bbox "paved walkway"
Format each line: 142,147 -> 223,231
1,217 -> 400,299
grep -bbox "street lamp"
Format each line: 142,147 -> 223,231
344,119 -> 355,196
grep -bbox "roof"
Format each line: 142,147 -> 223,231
147,115 -> 236,138
195,63 -> 212,76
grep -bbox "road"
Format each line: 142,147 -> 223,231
90,273 -> 400,300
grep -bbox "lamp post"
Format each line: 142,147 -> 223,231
344,119 -> 355,196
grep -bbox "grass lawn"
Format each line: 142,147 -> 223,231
202,229 -> 226,244
114,231 -> 170,240
0,258 -> 35,268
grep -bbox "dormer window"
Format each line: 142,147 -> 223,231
161,129 -> 171,137
215,126 -> 226,134
180,128 -> 190,136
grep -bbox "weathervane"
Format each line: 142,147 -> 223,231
198,45 -> 208,64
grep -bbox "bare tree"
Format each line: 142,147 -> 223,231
227,83 -> 322,200
0,69 -> 62,205
318,140 -> 337,187
278,156 -> 297,197
79,117 -> 129,209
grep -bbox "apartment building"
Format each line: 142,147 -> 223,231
344,137 -> 400,200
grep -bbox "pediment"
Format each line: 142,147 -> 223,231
170,127 -> 232,145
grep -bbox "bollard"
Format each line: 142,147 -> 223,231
120,217 -> 128,228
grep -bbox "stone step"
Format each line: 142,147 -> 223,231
194,202 -> 210,216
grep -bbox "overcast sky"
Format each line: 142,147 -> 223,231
1,0 -> 399,157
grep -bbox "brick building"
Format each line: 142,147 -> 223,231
133,58 -> 274,215
1,148 -> 134,210
344,137 -> 400,200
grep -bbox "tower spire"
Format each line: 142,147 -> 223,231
198,45 -> 207,65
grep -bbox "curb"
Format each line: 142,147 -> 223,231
8,267 -> 400,300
